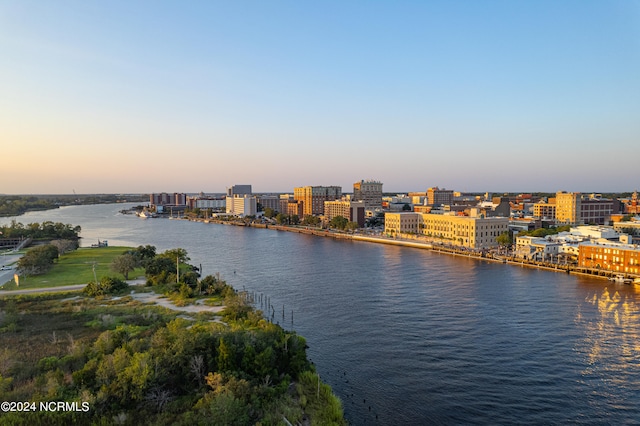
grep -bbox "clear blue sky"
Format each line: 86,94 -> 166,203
1,0 -> 638,194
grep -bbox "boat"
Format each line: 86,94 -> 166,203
137,210 -> 157,218
609,275 -> 633,285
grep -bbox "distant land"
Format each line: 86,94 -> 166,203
0,194 -> 148,217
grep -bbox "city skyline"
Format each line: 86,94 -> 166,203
1,1 -> 639,194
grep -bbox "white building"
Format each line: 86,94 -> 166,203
195,198 -> 226,209
570,225 -> 621,240
226,194 -> 257,216
515,236 -> 562,261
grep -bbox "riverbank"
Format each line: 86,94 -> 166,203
179,216 -> 639,283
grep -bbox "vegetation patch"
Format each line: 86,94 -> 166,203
1,246 -> 345,424
0,287 -> 345,425
3,246 -> 144,290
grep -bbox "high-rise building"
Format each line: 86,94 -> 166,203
150,193 -> 186,206
555,191 -> 581,225
225,194 -> 257,216
227,185 -> 252,197
353,180 -> 383,210
294,186 -> 342,216
556,192 -> 613,225
427,187 -> 454,206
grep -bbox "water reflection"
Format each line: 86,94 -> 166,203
580,286 -> 640,382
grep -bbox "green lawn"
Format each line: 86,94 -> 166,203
2,246 -> 145,289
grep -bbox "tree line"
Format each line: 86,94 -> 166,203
0,220 -> 81,240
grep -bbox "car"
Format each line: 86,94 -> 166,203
0,266 -> 12,271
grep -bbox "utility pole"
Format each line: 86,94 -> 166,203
176,256 -> 179,283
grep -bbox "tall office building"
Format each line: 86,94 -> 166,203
555,191 -> 581,225
294,186 -> 342,216
227,185 -> 252,197
427,187 -> 454,206
555,191 -> 613,225
226,194 -> 257,216
353,180 -> 383,210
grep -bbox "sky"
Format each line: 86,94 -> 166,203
1,1 -> 639,194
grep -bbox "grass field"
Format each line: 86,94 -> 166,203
1,246 -> 145,290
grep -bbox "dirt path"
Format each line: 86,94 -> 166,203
0,277 -> 225,316
128,292 -> 225,314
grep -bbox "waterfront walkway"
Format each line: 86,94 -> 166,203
160,216 -> 640,283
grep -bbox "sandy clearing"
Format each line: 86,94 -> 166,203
129,292 -> 225,314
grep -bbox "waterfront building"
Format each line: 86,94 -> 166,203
174,193 -> 187,206
186,196 -> 226,210
515,236 -> 562,261
384,212 -> 509,249
578,242 -> 640,275
353,180 -> 383,210
225,194 -> 257,216
150,192 -> 187,207
285,200 -> 304,218
294,186 -> 342,217
150,193 -> 172,206
324,199 -> 366,227
427,187 -> 454,206
279,194 -> 294,215
384,212 -> 421,235
419,213 -> 509,249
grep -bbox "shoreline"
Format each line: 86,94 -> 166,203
180,217 -> 638,283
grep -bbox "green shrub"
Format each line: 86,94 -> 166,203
84,277 -> 129,297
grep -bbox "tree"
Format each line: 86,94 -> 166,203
263,208 -> 275,219
159,248 -> 190,264
302,215 -> 320,226
133,245 -> 156,261
17,244 -> 59,275
111,253 -> 138,280
496,231 -> 512,248
50,239 -> 78,256
144,257 -> 176,281
275,213 -> 287,225
345,221 -> 359,232
329,216 -> 348,230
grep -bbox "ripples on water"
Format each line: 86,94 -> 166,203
3,205 -> 640,424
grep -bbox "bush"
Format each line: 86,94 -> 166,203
84,276 -> 129,297
17,244 -> 59,275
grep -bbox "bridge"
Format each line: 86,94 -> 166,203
0,237 -> 32,250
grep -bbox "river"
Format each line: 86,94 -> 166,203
3,204 -> 640,424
